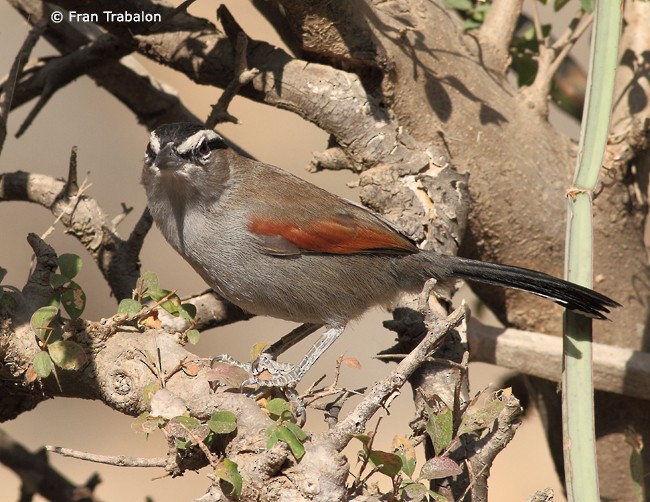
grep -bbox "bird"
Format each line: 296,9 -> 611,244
141,122 -> 620,387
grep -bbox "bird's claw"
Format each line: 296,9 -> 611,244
212,353 -> 306,424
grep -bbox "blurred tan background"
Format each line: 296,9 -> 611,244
0,2 -> 585,500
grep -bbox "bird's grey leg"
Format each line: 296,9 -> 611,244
252,324 -> 346,388
264,323 -> 323,358
214,323 -> 345,389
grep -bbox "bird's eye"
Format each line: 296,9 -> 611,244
197,139 -> 211,159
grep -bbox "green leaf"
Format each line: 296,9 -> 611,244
444,0 -> 473,11
31,306 -> 59,341
208,411 -> 238,434
33,351 -> 53,378
266,425 -> 280,448
425,397 -> 454,455
137,271 -> 159,295
419,456 -> 463,480
457,394 -> 506,437
266,398 -> 291,420
462,18 -> 482,31
369,450 -> 403,478
180,303 -> 197,321
274,424 -> 305,460
131,412 -> 165,434
554,0 -> 571,11
186,329 -> 200,344
146,289 -> 181,315
57,254 -> 82,280
60,281 -> 86,319
118,298 -> 143,316
0,266 -> 7,283
48,340 -> 88,370
401,481 -> 429,502
49,327 -> 64,344
353,434 -> 371,446
143,382 -> 161,403
284,422 -> 307,442
50,273 -> 70,288
579,0 -> 595,13
174,437 -> 192,450
394,436 -> 417,478
214,458 -> 242,498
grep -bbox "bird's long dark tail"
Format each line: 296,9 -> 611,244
441,256 -> 620,320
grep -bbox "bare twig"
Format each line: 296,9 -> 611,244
205,22 -> 260,128
7,0 -> 200,130
467,318 -> 650,401
0,18 -> 46,154
65,146 -> 79,197
1,171 -> 134,300
522,7 -> 593,117
41,173 -> 92,241
544,12 -> 593,92
46,445 -> 168,467
149,0 -> 199,32
462,392 -> 523,501
325,305 -> 467,452
112,203 -> 134,228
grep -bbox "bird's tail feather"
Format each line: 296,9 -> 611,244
441,256 -> 620,320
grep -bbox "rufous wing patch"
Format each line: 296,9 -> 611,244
248,216 -> 417,254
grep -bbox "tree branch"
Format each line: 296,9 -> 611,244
46,445 -> 168,468
478,0 -> 523,73
0,18 -> 46,154
0,428 -> 100,502
7,0 -> 201,131
206,8 -> 260,127
468,319 -> 650,401
326,304 -> 467,452
520,8 -> 593,117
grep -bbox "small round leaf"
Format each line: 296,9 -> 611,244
58,254 -> 82,280
33,351 -> 53,378
118,298 -> 142,316
186,329 -> 200,344
60,282 -> 86,319
30,306 -> 58,340
48,340 -> 88,370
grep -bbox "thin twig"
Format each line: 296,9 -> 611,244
326,305 -> 467,452
0,19 -> 47,155
65,146 -> 79,197
46,445 -> 168,467
205,10 -> 260,128
149,0 -> 200,32
112,203 -> 134,228
545,12 -> 593,87
41,174 -> 92,241
0,428 -> 100,502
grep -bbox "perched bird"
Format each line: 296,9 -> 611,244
141,122 -> 619,386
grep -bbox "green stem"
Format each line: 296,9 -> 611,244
562,1 -> 621,501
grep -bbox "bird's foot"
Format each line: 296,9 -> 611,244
210,353 -> 305,423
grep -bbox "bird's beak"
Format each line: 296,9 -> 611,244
155,143 -> 181,170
